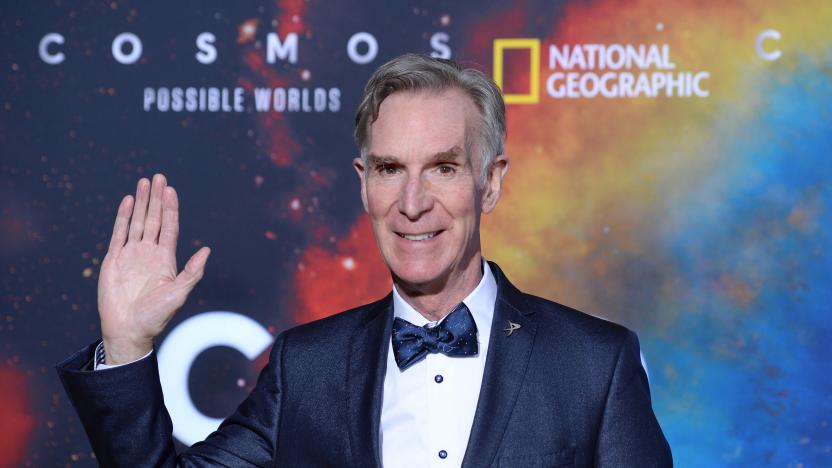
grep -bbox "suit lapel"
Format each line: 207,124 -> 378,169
345,294 -> 393,468
462,262 -> 537,467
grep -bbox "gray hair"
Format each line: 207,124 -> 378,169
354,53 -> 506,187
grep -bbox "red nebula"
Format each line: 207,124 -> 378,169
461,1 -> 529,63
292,215 -> 391,325
0,366 -> 35,467
240,43 -> 298,167
275,0 -> 307,37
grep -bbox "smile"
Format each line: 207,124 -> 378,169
396,230 -> 443,241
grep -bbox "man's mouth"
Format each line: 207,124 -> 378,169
396,230 -> 443,241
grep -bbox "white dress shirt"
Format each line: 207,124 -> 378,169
94,344 -> 150,370
380,261 -> 497,468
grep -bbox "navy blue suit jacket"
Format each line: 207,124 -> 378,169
57,262 -> 672,466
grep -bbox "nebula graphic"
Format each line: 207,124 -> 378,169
2,0 -> 829,465
467,0 -> 832,463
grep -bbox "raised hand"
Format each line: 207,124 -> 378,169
98,174 -> 211,365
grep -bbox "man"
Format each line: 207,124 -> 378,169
57,54 -> 672,467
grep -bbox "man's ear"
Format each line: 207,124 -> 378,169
481,153 -> 510,214
353,157 -> 369,213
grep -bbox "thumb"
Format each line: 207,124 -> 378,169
176,246 -> 211,290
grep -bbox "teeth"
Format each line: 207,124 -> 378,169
402,231 -> 438,241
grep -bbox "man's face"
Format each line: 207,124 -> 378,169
354,89 -> 507,292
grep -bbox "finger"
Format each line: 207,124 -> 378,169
175,246 -> 211,290
107,195 -> 134,253
127,178 -> 151,242
159,186 -> 179,255
142,173 -> 167,244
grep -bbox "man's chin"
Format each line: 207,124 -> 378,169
389,263 -> 449,292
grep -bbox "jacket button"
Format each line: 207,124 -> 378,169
434,374 -> 444,383
438,450 -> 448,459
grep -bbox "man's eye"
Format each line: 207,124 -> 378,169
438,165 -> 456,175
377,164 -> 398,175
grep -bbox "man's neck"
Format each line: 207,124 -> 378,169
394,255 -> 484,322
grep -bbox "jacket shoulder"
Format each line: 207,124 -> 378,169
278,294 -> 390,352
489,261 -> 632,349
519,292 -> 633,350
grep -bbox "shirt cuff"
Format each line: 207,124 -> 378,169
94,341 -> 153,370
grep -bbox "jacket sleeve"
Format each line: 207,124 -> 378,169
594,330 -> 673,467
55,334 -> 285,467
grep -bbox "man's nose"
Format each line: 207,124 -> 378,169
398,174 -> 433,220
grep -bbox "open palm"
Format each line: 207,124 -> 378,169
98,174 -> 210,365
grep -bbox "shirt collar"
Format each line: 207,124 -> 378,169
392,260 -> 497,331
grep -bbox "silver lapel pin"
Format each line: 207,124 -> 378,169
504,321 -> 521,336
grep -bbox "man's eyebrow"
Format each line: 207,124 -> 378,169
366,146 -> 463,166
366,154 -> 400,166
430,146 -> 464,162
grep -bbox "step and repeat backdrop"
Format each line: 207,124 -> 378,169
2,0 -> 830,466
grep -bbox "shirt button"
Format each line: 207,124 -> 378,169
434,374 -> 444,383
438,450 -> 448,459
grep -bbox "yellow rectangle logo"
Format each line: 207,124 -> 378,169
493,39 -> 540,104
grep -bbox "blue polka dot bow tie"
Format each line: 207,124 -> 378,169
391,302 -> 479,370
